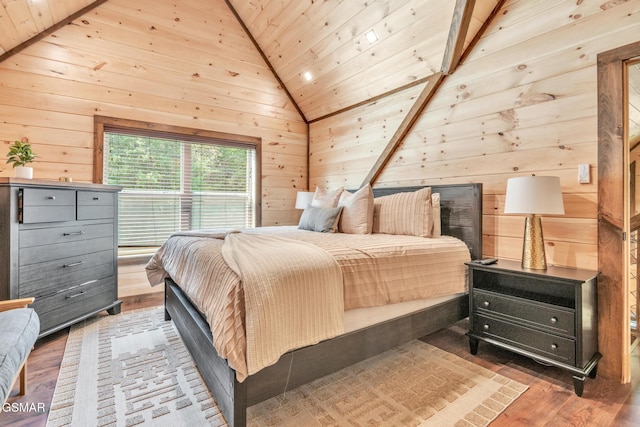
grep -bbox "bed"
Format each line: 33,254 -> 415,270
153,183 -> 482,426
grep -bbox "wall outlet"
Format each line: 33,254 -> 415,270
578,164 -> 590,184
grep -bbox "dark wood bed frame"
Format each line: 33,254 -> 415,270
164,183 -> 483,426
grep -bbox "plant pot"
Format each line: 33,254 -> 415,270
14,166 -> 33,179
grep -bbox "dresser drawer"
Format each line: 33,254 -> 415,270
21,188 -> 76,223
33,276 -> 117,333
77,190 -> 115,220
473,289 -> 575,336
19,222 -> 114,248
19,250 -> 115,298
19,236 -> 114,266
22,187 -> 76,206
473,314 -> 575,365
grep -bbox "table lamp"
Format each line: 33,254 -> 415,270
504,176 -> 565,270
295,191 -> 315,209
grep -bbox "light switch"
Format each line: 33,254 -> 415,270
578,164 -> 590,184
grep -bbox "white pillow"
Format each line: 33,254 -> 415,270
432,193 -> 441,237
311,186 -> 343,208
372,187 -> 434,237
338,184 -> 374,234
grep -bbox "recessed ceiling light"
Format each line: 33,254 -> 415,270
365,29 -> 378,44
303,71 -> 313,81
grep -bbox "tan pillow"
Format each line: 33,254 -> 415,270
432,193 -> 441,237
372,187 -> 434,237
311,186 -> 343,208
338,184 -> 374,234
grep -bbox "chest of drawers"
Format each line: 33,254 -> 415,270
0,178 -> 122,337
466,259 -> 600,396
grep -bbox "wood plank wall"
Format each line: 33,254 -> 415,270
310,0 -> 640,271
0,0 -> 307,228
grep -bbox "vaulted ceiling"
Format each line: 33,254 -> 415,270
0,0 -> 99,52
1,0 -> 501,123
227,0 -> 500,122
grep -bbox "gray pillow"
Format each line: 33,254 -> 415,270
298,206 -> 343,233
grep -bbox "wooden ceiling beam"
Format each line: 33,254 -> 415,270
0,0 -> 109,64
441,0 -> 476,75
225,0 -> 308,124
359,72 -> 444,188
309,74 -> 436,124
361,0 -> 507,188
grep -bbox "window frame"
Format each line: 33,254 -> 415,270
94,116 -> 263,238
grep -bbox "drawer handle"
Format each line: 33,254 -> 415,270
66,291 -> 85,299
483,301 -> 490,307
550,317 -> 558,324
93,197 -> 100,201
47,196 -> 56,200
65,279 -> 98,293
551,343 -> 558,351
63,261 -> 84,268
63,231 -> 85,236
483,324 -> 490,330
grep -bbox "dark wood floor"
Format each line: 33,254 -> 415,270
1,292 -> 639,426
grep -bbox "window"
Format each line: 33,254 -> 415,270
95,117 -> 261,251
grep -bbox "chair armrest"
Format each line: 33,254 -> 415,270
0,297 -> 35,312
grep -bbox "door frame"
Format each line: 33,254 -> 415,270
597,40 -> 640,383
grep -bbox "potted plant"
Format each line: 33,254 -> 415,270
6,139 -> 38,179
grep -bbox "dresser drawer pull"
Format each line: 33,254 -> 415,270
483,324 -> 490,330
551,344 -> 558,351
63,231 -> 85,236
63,261 -> 84,268
93,197 -> 100,200
47,196 -> 56,200
550,317 -> 558,324
66,291 -> 86,299
66,279 -> 98,292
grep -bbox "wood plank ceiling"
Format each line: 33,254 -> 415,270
228,0 -> 500,122
1,0 -> 500,123
0,0 -> 100,53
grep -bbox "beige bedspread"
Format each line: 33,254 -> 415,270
146,226 -> 470,381
146,229 -> 343,381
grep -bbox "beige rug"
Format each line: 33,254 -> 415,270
47,307 -> 527,427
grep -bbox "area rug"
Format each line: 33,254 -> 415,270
46,307 -> 527,427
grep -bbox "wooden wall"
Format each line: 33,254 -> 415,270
0,0 -> 307,227
310,0 -> 640,271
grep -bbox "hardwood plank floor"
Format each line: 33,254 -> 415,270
1,292 -> 638,426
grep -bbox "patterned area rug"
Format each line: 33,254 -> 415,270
47,307 -> 527,427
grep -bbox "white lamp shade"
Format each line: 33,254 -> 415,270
504,176 -> 565,215
295,191 -> 315,209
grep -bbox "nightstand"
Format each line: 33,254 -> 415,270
466,259 -> 600,396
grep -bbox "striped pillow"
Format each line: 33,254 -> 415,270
372,187 -> 434,237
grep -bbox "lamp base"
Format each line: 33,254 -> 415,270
522,214 -> 547,270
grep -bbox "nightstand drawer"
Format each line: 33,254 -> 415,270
474,314 -> 575,365
473,289 -> 575,336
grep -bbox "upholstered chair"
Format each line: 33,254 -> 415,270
0,297 -> 39,404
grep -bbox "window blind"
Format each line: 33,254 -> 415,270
103,130 -> 257,247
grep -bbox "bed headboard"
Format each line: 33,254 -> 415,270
371,183 -> 483,260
